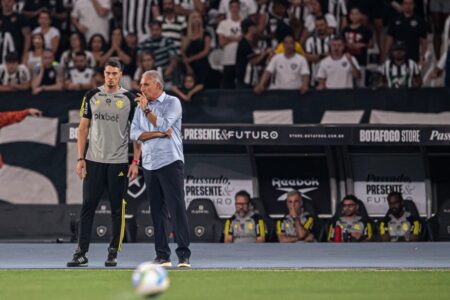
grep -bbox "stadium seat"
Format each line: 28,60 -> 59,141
427,200 -> 450,241
186,198 -> 223,243
250,197 -> 277,242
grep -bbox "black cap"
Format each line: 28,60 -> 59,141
392,41 -> 406,51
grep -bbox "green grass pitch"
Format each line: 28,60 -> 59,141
1,269 -> 449,300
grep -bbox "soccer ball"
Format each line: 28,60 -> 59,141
132,262 -> 170,297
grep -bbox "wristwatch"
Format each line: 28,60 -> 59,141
144,108 -> 151,116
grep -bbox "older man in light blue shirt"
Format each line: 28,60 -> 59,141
130,70 -> 191,268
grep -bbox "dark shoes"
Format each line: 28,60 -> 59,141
105,248 -> 118,267
152,257 -> 172,268
177,258 -> 191,268
67,251 -> 88,267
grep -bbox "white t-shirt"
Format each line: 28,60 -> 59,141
316,55 -> 360,89
304,13 -> 337,33
219,0 -> 257,19
216,18 -> 242,66
32,27 -> 60,50
0,64 -> 30,85
266,53 -> 310,89
66,67 -> 94,85
71,0 -> 111,42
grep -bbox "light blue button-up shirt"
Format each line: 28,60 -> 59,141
130,92 -> 184,170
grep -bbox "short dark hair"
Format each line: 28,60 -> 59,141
74,50 -> 87,58
235,190 -> 251,202
315,15 -> 327,23
387,191 -> 403,202
331,36 -> 345,43
5,52 -> 18,63
105,58 -> 122,71
229,0 -> 240,6
150,21 -> 162,28
241,18 -> 256,34
342,195 -> 359,204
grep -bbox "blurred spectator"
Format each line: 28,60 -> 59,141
341,7 -> 373,87
175,0 -> 206,17
92,66 -> 105,87
88,34 -> 107,67
430,0 -> 450,59
316,37 -> 361,89
379,192 -> 420,242
71,0 -> 111,43
326,0 -> 348,31
138,21 -> 178,80
31,49 -> 63,94
122,0 -> 160,43
288,0 -> 310,40
254,34 -> 310,93
103,28 -> 133,73
31,10 -> 60,55
109,1 -> 123,38
257,0 -> 291,49
170,73 -> 204,101
181,11 -> 211,86
23,33 -> 45,71
22,0 -> 65,29
219,0 -> 257,19
347,0 -> 384,57
1,0 -> 31,63
384,0 -> 426,64
157,0 -> 188,55
0,29 -> 15,64
381,41 -> 421,88
60,32 -> 95,71
305,16 -> 333,85
123,32 -> 139,83
217,0 -> 242,88
327,195 -> 373,242
301,0 -> 336,44
224,190 -> 266,243
430,48 -> 450,88
132,51 -> 161,90
64,51 -> 94,91
236,18 -> 271,88
277,191 -> 315,243
0,51 -> 30,91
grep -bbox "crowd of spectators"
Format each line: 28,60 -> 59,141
1,0 -> 450,97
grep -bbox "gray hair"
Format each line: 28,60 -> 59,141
142,70 -> 164,90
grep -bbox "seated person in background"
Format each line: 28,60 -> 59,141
224,190 -> 266,243
91,67 -> 105,87
277,191 -> 315,243
31,49 -> 63,95
316,37 -> 361,90
170,73 -> 203,102
328,195 -> 372,242
381,41 -> 421,88
0,52 -> 31,92
254,34 -> 310,94
132,51 -> 160,91
64,51 -> 95,91
379,192 -> 420,242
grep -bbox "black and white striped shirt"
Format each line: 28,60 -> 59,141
327,0 -> 347,32
382,59 -> 420,88
0,64 -> 30,85
0,32 -> 15,64
289,3 -> 310,24
123,0 -> 158,42
138,37 -> 177,69
156,15 -> 187,55
305,34 -> 333,82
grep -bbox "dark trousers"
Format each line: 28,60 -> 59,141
77,160 -> 127,253
143,160 -> 191,260
222,65 -> 236,89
